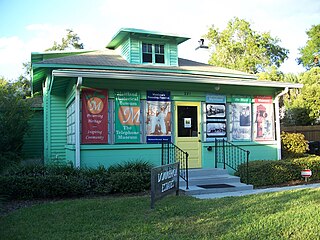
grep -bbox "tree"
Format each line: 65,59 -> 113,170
282,67 -> 320,125
297,24 -> 320,69
46,29 -> 84,51
257,66 -> 284,81
0,77 -> 33,171
205,17 -> 289,74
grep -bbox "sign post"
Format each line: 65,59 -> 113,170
151,162 -> 180,209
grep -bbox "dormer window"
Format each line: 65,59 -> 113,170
142,43 -> 165,64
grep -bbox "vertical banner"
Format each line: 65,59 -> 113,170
205,94 -> 227,141
253,96 -> 274,141
146,91 -> 171,143
115,91 -> 140,143
229,96 -> 252,141
81,89 -> 108,144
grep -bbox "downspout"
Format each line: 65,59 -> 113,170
275,87 -> 289,160
75,77 -> 82,168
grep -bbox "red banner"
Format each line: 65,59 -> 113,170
82,89 -> 108,144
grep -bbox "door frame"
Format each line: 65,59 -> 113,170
174,101 -> 202,168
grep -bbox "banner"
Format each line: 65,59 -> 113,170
229,96 -> 252,141
205,94 -> 227,141
115,91 -> 140,143
146,91 -> 171,143
253,96 -> 274,141
81,89 -> 108,144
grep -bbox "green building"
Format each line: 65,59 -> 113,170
31,28 -> 301,169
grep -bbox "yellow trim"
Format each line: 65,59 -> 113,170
175,101 -> 202,168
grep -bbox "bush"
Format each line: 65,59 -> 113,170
235,155 -> 320,187
0,161 -> 153,200
281,131 -> 309,158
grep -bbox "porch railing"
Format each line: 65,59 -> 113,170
161,140 -> 189,189
214,139 -> 250,184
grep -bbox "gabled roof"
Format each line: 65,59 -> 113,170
106,28 -> 190,49
31,49 -> 303,93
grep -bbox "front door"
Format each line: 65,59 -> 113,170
175,102 -> 201,168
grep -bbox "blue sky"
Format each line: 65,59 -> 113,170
1,0 -> 319,80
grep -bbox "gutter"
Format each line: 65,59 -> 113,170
75,77 -> 82,168
51,69 -> 303,89
274,87 -> 290,160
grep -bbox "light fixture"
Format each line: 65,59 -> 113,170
214,85 -> 220,91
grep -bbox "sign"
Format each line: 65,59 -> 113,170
229,96 -> 252,141
205,94 -> 227,141
115,91 -> 140,143
146,91 -> 171,143
151,162 -> 180,209
253,96 -> 274,141
184,118 -> 191,128
81,89 -> 108,144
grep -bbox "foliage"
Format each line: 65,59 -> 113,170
0,161 -> 152,200
257,66 -> 284,81
13,62 -> 32,98
2,190 -> 320,239
281,132 -> 309,158
282,67 -> 320,125
205,17 -> 289,74
0,78 -> 33,172
46,29 -> 84,51
297,24 -> 320,69
236,155 -> 320,187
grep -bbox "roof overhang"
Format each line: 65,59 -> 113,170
106,28 -> 190,49
51,69 -> 303,89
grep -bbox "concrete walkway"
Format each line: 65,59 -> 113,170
192,183 -> 320,199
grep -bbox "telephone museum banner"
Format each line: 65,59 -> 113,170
115,91 -> 141,143
81,89 -> 108,144
146,91 -> 171,143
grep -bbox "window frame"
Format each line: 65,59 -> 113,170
141,42 -> 166,65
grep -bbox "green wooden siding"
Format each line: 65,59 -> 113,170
168,43 -> 178,66
130,37 -> 141,64
22,110 -> 44,159
120,37 -> 130,62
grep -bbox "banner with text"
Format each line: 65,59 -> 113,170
146,91 -> 171,143
81,89 -> 108,144
253,96 -> 274,141
229,96 -> 252,141
115,91 -> 140,143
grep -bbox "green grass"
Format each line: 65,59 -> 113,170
1,189 -> 320,240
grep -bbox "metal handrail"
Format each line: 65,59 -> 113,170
214,139 -> 250,184
161,140 -> 189,189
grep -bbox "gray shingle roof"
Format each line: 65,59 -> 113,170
36,49 -> 252,76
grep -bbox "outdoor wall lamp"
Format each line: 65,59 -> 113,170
207,146 -> 212,151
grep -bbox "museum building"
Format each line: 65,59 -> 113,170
31,28 -> 302,169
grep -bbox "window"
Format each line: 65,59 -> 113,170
142,43 -> 165,64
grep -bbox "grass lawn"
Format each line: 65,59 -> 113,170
1,188 -> 320,240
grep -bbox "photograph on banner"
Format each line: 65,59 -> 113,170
81,89 -> 108,144
253,96 -> 275,141
229,96 -> 252,141
206,104 -> 226,118
206,121 -> 227,137
146,91 -> 171,143
114,90 -> 140,143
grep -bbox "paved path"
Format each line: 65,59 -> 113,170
192,183 -> 320,199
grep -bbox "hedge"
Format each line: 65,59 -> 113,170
0,161 -> 153,200
235,155 -> 320,187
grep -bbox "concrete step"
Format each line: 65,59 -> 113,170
187,168 -> 228,178
179,168 -> 253,195
180,175 -> 241,187
182,183 -> 253,195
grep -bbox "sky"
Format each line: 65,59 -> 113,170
0,0 -> 319,80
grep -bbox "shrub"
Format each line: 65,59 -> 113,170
0,161 -> 153,200
107,161 -> 153,193
281,131 -> 309,158
235,155 -> 320,187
